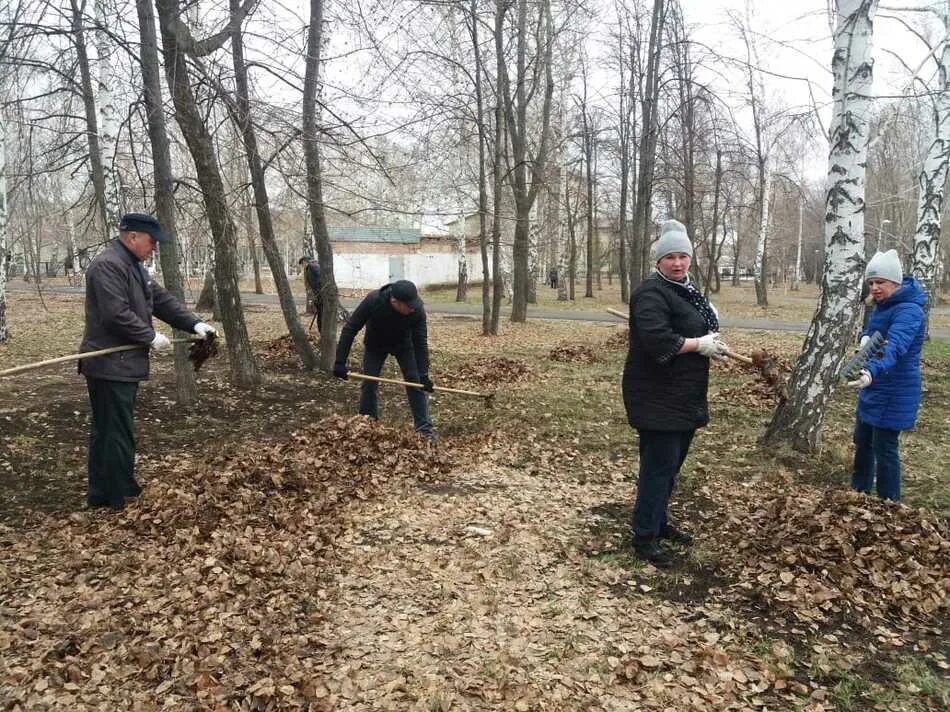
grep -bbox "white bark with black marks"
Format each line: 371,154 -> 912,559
765,0 -> 879,452
0,118 -> 7,343
912,7 -> 950,311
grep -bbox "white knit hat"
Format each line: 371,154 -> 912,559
865,249 -> 903,284
654,219 -> 693,261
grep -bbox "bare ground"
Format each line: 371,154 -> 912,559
1,292 -> 947,710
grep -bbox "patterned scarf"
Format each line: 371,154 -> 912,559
656,272 -> 719,332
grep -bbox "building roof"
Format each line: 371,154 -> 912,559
328,226 -> 421,244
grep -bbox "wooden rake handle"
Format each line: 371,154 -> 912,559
347,372 -> 492,401
605,307 -> 755,365
0,337 -> 201,379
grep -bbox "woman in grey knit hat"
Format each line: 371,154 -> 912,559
621,219 -> 730,567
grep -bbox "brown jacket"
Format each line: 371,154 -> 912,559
79,240 -> 199,382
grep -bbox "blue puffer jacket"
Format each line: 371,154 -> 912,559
856,276 -> 927,431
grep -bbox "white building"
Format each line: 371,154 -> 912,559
330,226 -> 484,289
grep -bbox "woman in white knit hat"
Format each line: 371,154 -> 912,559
846,249 -> 926,501
621,219 -> 730,567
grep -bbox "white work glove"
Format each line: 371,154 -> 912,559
193,322 -> 217,340
847,369 -> 872,389
150,332 -> 172,352
695,332 -> 729,358
858,334 -> 870,349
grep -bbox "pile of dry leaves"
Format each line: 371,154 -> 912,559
0,416 -> 482,710
705,477 -> 949,637
602,328 -> 629,351
440,356 -> 536,387
549,343 -> 600,364
256,333 -> 320,370
715,351 -> 791,405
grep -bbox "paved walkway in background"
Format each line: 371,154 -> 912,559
10,283 -> 950,338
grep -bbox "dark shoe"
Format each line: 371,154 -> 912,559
660,524 -> 693,546
124,480 -> 142,498
87,497 -> 124,511
633,539 -> 676,568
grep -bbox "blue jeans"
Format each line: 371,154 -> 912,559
359,344 -> 434,438
851,419 -> 901,501
632,429 -> 695,540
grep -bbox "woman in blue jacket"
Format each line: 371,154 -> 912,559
847,250 -> 927,502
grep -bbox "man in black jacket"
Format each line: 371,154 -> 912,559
332,280 -> 435,441
79,213 -> 216,510
298,255 -> 323,332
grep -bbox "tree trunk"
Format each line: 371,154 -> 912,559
764,0 -> 878,452
303,0 -> 340,370
753,161 -> 771,306
703,149 -> 723,298
467,0 -> 491,335
455,212 -> 468,302
230,0 -> 316,370
244,200 -> 263,294
497,0 -> 554,322
135,0 -> 197,404
584,109 -> 594,299
69,0 -> 109,239
792,197 -> 804,290
0,118 -> 7,343
630,0 -> 665,291
156,0 -> 259,386
911,8 -> 950,321
95,0 -> 123,227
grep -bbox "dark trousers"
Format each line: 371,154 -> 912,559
632,429 -> 695,540
86,378 -> 140,507
852,419 -> 901,501
359,344 -> 433,437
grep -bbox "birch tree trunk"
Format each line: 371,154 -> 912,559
911,7 -> 950,314
95,0 -> 122,226
155,0 -> 260,386
136,0 -> 197,404
753,162 -> 771,305
765,0 -> 878,451
0,118 -> 7,343
303,0 -> 340,370
792,197 -> 804,290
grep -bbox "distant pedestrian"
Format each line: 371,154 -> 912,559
332,280 -> 435,442
79,213 -> 216,511
548,266 -> 558,289
847,250 -> 926,502
299,255 -> 323,332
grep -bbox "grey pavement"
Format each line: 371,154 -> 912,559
9,282 -> 950,338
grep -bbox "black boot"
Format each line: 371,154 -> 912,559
660,523 -> 693,546
633,538 -> 675,568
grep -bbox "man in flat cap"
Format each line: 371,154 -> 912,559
333,279 -> 435,441
78,213 -> 217,510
